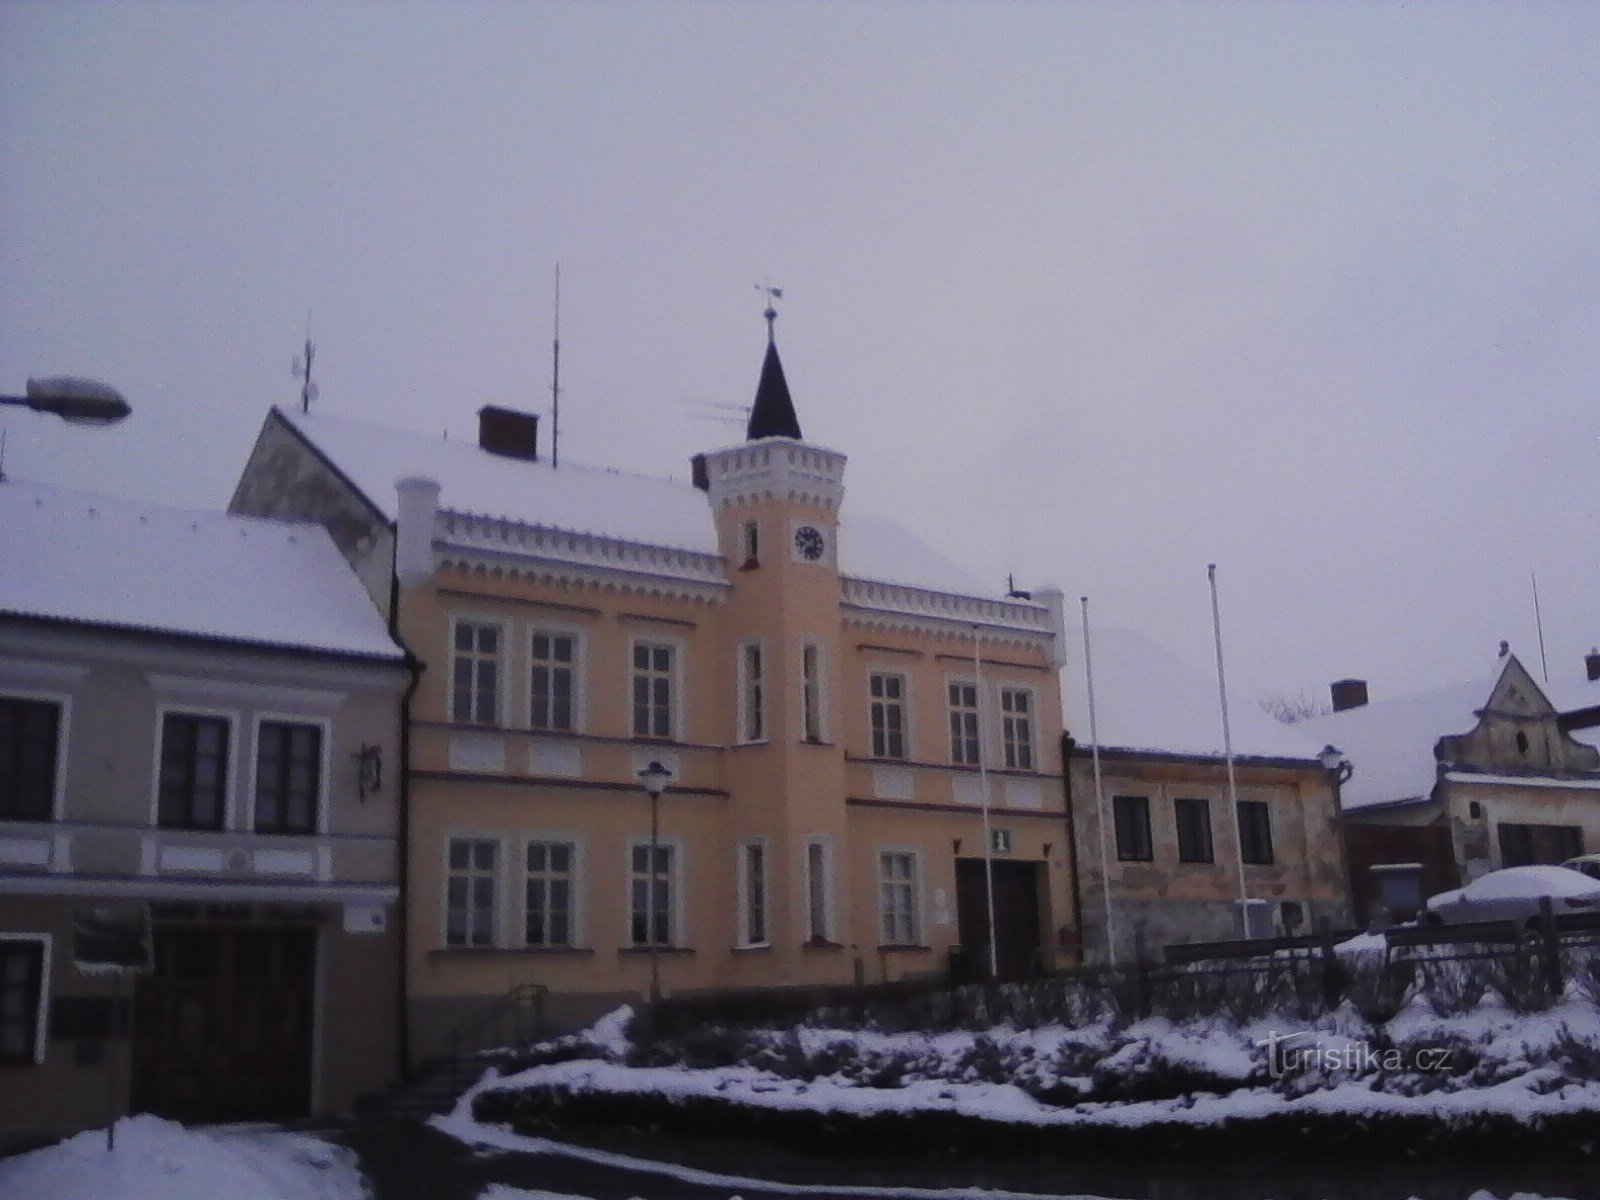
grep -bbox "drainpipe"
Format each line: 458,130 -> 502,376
1059,732 -> 1086,964
389,567 -> 425,1081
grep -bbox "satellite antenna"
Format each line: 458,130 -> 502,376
292,321 -> 318,413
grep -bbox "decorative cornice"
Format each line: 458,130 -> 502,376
703,439 -> 846,513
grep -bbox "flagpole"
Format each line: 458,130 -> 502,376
1208,564 -> 1249,936
1080,598 -> 1116,964
973,625 -> 999,981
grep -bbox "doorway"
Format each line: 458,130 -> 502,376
133,927 -> 315,1121
955,858 -> 1043,982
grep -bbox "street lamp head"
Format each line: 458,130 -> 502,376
1318,744 -> 1354,783
25,376 -> 131,425
638,760 -> 672,798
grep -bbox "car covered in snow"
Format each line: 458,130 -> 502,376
1562,852 -> 1600,882
1421,864 -> 1600,928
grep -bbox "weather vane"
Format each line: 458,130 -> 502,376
755,281 -> 784,339
292,326 -> 319,414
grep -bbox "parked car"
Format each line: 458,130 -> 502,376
1422,864 -> 1600,928
1562,853 -> 1600,882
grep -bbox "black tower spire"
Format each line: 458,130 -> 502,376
745,302 -> 802,441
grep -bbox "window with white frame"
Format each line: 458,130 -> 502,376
737,642 -> 765,743
738,840 -> 768,946
629,841 -> 676,946
524,839 -> 576,947
878,849 -> 921,945
804,838 -> 834,942
445,836 -> 499,947
1000,687 -> 1034,770
254,719 -> 323,835
158,712 -> 230,830
529,630 -> 577,732
948,681 -> 980,765
801,643 -> 824,742
631,641 -> 676,740
452,619 -> 503,724
0,697 -> 61,822
0,936 -> 47,1065
869,672 -> 907,760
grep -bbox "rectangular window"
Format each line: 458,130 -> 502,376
878,850 -> 921,945
948,682 -> 980,765
630,843 -> 676,946
1113,794 -> 1153,862
1238,800 -> 1274,865
804,838 -> 832,942
801,643 -> 823,742
739,840 -> 768,946
741,520 -> 760,566
529,631 -> 576,732
1174,797 -> 1214,864
452,620 -> 502,724
1497,822 -> 1583,867
445,837 -> 499,947
738,642 -> 765,743
1000,687 -> 1033,770
632,642 -> 676,740
254,720 -> 322,835
869,673 -> 906,759
524,840 -> 575,947
0,939 -> 46,1065
0,698 -> 61,822
158,713 -> 230,830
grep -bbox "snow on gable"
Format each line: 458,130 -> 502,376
280,408 -> 997,601
0,480 -> 401,660
1060,624 -> 1320,762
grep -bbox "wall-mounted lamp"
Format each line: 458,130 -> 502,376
355,744 -> 383,801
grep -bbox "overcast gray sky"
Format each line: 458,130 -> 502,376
3,2 -> 1596,712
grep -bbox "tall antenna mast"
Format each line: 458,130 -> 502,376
292,319 -> 318,414
1532,571 -> 1550,683
551,264 -> 561,469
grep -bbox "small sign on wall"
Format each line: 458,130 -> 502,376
343,902 -> 388,935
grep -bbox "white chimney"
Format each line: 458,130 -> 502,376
1035,583 -> 1069,668
395,475 -> 440,589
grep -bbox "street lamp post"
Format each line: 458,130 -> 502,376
0,377 -> 131,425
637,760 -> 673,1010
1318,744 -> 1356,925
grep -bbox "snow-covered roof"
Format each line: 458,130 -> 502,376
1298,668 -> 1511,812
0,480 -> 402,661
278,407 -> 989,597
1060,624 -> 1321,762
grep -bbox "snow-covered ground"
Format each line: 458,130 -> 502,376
0,1115 -> 366,1200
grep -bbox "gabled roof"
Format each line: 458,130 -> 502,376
745,338 -> 802,441
0,479 -> 402,662
270,407 -> 989,597
1060,624 -> 1321,763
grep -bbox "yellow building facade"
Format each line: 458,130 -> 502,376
233,329 -> 1073,1056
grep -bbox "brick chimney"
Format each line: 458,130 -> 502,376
1330,678 -> 1369,712
1587,648 -> 1600,682
477,405 -> 539,461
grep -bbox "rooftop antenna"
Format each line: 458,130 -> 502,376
755,281 -> 784,341
292,318 -> 318,414
1531,572 -> 1550,683
551,264 -> 561,469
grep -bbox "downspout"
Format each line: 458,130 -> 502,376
1059,732 -> 1085,963
389,567 -> 424,1081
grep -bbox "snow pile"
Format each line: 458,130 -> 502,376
0,1116 -> 366,1200
451,992 -> 1600,1138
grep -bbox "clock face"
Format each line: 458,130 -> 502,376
794,525 -> 826,562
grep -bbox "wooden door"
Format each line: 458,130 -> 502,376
955,859 -> 1043,982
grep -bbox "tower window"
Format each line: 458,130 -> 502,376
741,521 -> 759,568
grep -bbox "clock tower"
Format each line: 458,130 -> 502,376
694,307 -> 851,984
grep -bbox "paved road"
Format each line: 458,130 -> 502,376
327,1115 -> 1599,1200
